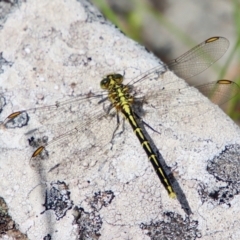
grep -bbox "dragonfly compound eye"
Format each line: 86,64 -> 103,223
100,77 -> 110,89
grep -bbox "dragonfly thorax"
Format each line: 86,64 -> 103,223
100,74 -> 133,110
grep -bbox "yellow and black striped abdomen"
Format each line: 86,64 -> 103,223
121,105 -> 176,198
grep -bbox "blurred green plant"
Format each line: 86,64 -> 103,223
224,0 -> 240,120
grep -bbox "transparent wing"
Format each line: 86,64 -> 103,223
168,37 -> 229,79
197,80 -> 240,105
28,107 -> 118,183
1,91 -> 107,128
127,36 -> 229,87
127,64 -> 167,86
139,80 -> 240,128
0,91 -> 120,182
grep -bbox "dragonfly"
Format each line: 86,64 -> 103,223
1,36 -> 239,198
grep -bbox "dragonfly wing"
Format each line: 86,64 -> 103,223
127,64 -> 166,86
197,80 -> 240,105
126,37 -> 229,96
1,91 -> 118,182
139,80 -> 240,131
1,92 -> 106,129
29,107 -> 118,183
168,37 -> 229,79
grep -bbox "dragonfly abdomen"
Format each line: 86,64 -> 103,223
122,106 -> 176,198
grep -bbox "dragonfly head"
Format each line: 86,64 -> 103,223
100,73 -> 123,90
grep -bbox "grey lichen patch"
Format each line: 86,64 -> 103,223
198,184 -> 238,207
0,197 -> 28,240
28,134 -> 49,150
73,190 -> 115,239
0,0 -> 21,24
89,190 -> 115,211
207,144 -> 240,183
41,181 -> 73,220
140,212 -> 201,240
73,207 -> 103,240
4,111 -> 29,128
198,144 -> 240,206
